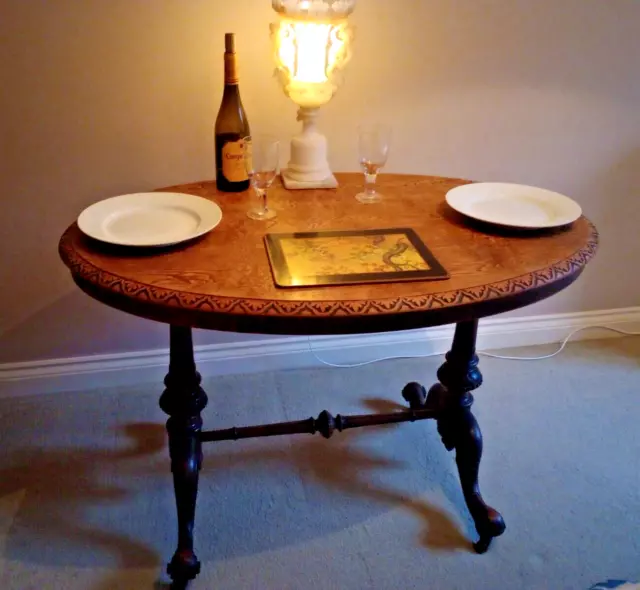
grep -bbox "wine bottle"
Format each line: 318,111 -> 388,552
215,33 -> 251,192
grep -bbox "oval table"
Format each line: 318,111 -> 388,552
59,173 -> 598,588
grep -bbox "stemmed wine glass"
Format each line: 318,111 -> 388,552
355,124 -> 392,204
244,135 -> 279,220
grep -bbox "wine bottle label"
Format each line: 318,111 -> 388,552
244,139 -> 253,173
222,139 -> 249,182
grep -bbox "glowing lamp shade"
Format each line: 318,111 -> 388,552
274,20 -> 350,108
271,0 -> 356,189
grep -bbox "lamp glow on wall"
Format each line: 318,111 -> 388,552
271,0 -> 356,189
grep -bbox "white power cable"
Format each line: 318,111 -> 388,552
307,325 -> 640,369
307,346 -> 442,369
477,325 -> 639,360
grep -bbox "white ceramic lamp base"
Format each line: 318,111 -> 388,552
281,107 -> 338,190
281,170 -> 338,190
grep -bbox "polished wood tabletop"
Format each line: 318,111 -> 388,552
59,173 -> 598,335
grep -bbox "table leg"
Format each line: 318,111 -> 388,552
402,320 -> 505,553
159,325 -> 208,587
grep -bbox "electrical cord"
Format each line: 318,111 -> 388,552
307,325 -> 640,369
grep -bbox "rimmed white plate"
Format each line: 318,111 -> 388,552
78,192 -> 222,247
445,182 -> 582,229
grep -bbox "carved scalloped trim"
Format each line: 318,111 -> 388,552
59,222 -> 598,318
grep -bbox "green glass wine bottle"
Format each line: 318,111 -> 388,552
214,33 -> 251,192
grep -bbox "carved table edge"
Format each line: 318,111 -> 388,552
58,219 -> 599,319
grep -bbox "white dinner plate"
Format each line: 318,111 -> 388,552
77,192 -> 223,247
445,182 -> 582,229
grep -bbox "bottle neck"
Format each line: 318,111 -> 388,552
221,82 -> 241,104
224,52 -> 239,86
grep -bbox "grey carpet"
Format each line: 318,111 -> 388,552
0,337 -> 638,590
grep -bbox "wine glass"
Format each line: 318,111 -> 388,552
355,124 -> 392,204
244,135 -> 279,220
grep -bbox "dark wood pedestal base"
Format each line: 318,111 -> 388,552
402,320 -> 506,553
160,320 -> 504,587
159,326 -> 208,588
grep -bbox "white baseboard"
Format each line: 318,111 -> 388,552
1,307 -> 639,398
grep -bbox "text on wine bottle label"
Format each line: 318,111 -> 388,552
222,140 -> 249,182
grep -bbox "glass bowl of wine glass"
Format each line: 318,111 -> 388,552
355,124 -> 392,204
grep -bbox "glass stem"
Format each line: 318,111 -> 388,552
259,187 -> 268,213
364,173 -> 377,198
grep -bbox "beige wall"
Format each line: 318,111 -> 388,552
1,0 -> 639,363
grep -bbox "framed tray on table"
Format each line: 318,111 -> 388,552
264,227 -> 449,288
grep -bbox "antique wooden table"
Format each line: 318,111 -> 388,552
59,173 -> 598,588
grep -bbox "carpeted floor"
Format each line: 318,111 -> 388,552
0,337 -> 638,590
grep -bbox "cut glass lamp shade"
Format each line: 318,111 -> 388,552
272,0 -> 356,18
271,0 -> 356,189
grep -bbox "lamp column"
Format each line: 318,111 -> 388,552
282,107 -> 338,189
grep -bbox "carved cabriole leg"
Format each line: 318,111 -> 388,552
159,325 -> 208,587
403,321 -> 506,552
429,320 -> 506,553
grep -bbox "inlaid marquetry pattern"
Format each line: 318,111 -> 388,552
59,224 -> 598,318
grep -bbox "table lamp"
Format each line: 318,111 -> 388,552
271,0 -> 356,189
